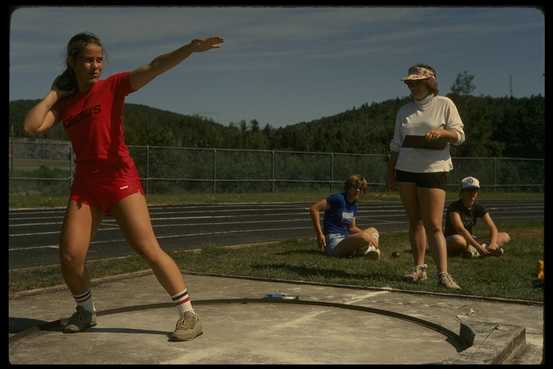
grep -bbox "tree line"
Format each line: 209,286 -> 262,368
9,75 -> 544,159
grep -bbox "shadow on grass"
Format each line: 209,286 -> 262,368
251,263 -> 405,283
275,249 -> 323,257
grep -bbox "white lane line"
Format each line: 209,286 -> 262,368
10,245 -> 60,250
9,222 -> 63,227
9,226 -> 315,251
345,291 -> 390,305
9,218 -> 408,238
8,208 -> 412,226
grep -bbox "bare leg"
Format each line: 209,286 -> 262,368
398,182 -> 427,266
446,234 -> 468,256
334,228 -> 378,257
417,187 -> 447,274
111,192 -> 186,295
59,200 -> 103,295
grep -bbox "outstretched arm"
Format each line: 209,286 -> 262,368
129,36 -> 224,92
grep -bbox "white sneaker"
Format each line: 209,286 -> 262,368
365,245 -> 381,260
404,264 -> 428,283
464,245 -> 480,258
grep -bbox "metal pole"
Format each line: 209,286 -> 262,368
69,143 -> 73,190
493,157 -> 497,192
272,150 -> 276,193
10,139 -> 14,176
330,152 -> 335,192
213,148 -> 217,193
146,145 -> 150,196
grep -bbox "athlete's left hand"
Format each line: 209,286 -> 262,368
425,129 -> 443,141
187,37 -> 224,52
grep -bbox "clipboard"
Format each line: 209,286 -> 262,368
402,135 -> 447,150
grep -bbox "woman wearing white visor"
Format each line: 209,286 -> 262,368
387,64 -> 465,289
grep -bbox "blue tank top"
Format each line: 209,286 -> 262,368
323,192 -> 358,236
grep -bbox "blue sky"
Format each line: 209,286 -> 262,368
10,6 -> 544,128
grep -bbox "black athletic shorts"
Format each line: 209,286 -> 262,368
395,170 -> 448,191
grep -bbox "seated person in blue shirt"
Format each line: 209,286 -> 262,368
444,176 -> 511,258
309,175 -> 381,259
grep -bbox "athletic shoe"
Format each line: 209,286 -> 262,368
63,306 -> 97,333
463,245 -> 480,258
365,245 -> 381,260
438,272 -> 461,290
487,247 -> 504,257
169,311 -> 203,341
403,264 -> 428,283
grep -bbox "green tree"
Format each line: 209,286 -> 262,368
450,71 -> 476,96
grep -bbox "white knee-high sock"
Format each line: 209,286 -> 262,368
73,289 -> 95,313
171,289 -> 194,318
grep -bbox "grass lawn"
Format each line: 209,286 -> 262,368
9,221 -> 544,302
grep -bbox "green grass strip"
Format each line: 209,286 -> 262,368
9,221 -> 543,302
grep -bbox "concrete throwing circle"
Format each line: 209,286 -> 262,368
9,299 -> 461,364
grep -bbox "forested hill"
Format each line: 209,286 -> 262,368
9,94 -> 544,158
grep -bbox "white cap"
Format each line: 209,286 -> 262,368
461,176 -> 480,190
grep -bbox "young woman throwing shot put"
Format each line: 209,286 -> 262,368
23,32 -> 223,341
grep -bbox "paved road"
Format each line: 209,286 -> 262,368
9,200 -> 543,270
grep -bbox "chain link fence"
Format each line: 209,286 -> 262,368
9,139 -> 544,197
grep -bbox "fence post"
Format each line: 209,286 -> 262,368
10,139 -> 14,176
68,142 -> 73,190
213,148 -> 217,193
271,150 -> 276,193
493,157 -> 497,192
146,145 -> 150,196
330,152 -> 335,192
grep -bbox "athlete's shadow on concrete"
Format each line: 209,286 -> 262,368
9,317 -> 49,334
10,317 -> 168,337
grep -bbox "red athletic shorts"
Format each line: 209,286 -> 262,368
70,159 -> 144,216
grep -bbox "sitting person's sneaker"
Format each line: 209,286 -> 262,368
63,306 -> 97,333
438,272 -> 461,290
403,264 -> 428,283
486,246 -> 505,257
364,245 -> 381,260
169,311 -> 203,342
463,245 -> 480,258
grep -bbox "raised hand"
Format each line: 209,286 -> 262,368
188,36 -> 224,53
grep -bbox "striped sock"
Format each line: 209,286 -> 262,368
171,289 -> 194,317
73,289 -> 95,313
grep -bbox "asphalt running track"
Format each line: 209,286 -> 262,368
9,200 -> 543,270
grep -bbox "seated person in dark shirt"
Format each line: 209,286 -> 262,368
444,176 -> 511,257
309,175 -> 381,259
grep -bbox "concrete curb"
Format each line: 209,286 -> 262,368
10,269 -> 544,306
441,319 -> 527,364
9,270 -> 154,300
182,271 -> 545,306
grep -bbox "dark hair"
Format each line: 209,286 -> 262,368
412,63 -> 439,95
55,32 -> 105,92
344,175 -> 368,194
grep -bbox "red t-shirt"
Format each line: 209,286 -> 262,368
55,72 -> 135,164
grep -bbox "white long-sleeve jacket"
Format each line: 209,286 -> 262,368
389,94 -> 465,173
